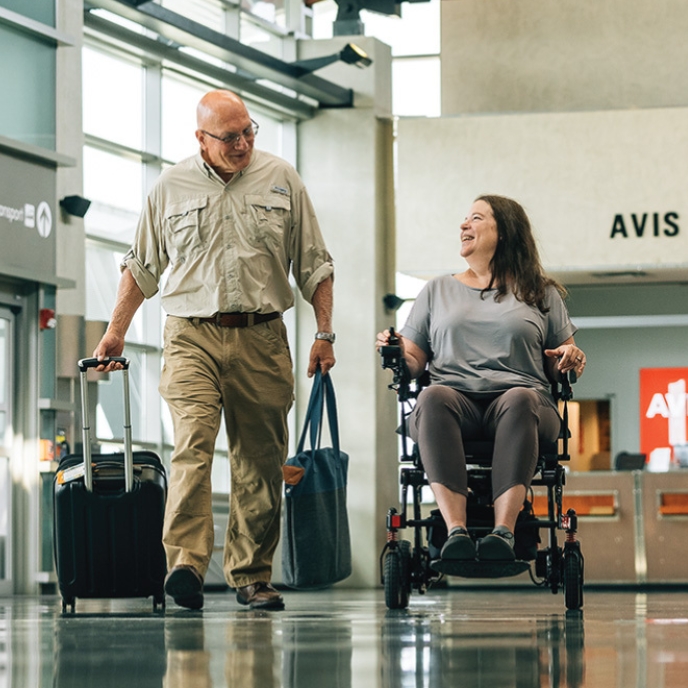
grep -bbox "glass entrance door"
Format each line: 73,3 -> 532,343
0,307 -> 14,593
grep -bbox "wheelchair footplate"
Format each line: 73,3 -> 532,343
430,558 -> 531,579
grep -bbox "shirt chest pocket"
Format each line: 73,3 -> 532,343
245,194 -> 291,247
164,196 -> 209,254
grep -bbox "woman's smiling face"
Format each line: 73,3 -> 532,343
459,199 -> 499,262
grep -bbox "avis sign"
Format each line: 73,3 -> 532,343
640,368 -> 688,470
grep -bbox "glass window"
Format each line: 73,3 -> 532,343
240,17 -> 284,57
85,241 -> 163,346
241,0 -> 286,27
0,0 -> 55,27
393,57 -> 440,117
161,74 -> 207,163
251,114 -> 283,158
83,47 -> 144,150
83,146 -> 143,217
95,349 -> 146,444
85,243 -> 125,324
362,0 -> 440,56
160,0 -> 226,32
0,26 -> 55,149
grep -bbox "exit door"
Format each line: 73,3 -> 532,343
0,306 -> 13,593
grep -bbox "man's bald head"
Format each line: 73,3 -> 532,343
196,90 -> 249,131
195,90 -> 255,181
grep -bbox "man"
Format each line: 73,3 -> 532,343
94,90 -> 335,611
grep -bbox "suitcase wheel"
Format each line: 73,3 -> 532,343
153,595 -> 166,612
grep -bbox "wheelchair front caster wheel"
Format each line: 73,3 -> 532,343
564,551 -> 584,611
384,540 -> 412,610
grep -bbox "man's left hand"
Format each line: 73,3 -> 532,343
308,340 -> 336,377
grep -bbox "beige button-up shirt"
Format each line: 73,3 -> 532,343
122,149 -> 334,317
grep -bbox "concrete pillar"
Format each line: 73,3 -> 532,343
295,37 -> 399,587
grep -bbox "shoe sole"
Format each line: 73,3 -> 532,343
440,536 -> 476,561
478,536 -> 516,561
165,569 -> 204,610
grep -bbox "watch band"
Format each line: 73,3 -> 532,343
315,332 -> 336,343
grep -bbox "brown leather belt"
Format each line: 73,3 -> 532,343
196,312 -> 280,328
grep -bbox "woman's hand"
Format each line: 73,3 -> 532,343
544,338 -> 586,378
375,329 -> 428,379
375,329 -> 394,350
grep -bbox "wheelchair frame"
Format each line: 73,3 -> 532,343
378,337 -> 585,611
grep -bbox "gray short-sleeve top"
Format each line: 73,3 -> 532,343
399,275 -> 577,395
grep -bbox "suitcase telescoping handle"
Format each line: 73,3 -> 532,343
77,357 -> 134,493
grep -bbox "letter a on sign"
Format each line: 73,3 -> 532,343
640,368 -> 688,469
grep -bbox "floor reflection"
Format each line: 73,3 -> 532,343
1,589 -> 688,687
381,609 -> 585,688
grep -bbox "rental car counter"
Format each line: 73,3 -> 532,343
531,470 -> 688,584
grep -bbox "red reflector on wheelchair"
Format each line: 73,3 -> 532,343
390,514 -> 403,529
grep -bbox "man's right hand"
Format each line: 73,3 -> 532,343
93,331 -> 126,372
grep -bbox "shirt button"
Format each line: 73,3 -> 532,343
224,215 -> 231,220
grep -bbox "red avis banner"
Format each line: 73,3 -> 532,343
640,368 -> 688,470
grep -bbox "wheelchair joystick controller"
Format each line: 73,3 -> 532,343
379,327 -> 413,396
380,327 -> 402,369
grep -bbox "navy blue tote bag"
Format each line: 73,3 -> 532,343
282,369 -> 352,589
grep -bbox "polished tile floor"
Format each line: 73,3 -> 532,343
3,586 -> 688,687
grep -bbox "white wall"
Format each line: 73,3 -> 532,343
396,108 -> 688,283
441,0 -> 688,115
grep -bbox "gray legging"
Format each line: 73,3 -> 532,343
408,385 -> 562,500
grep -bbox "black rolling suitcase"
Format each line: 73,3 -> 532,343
53,357 -> 167,613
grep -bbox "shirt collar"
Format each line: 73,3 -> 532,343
195,150 -> 256,184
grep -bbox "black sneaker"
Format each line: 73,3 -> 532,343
478,528 -> 516,561
440,527 -> 476,560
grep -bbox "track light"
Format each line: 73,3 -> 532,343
291,43 -> 373,76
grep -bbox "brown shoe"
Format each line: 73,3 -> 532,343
236,582 -> 284,610
164,565 -> 204,610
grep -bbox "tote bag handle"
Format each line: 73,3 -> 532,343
296,368 -> 341,456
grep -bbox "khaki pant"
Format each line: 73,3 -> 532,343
159,316 -> 294,588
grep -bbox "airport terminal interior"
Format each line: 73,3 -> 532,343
2,0 -> 688,685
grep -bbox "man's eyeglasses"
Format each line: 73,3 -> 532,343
202,120 -> 259,146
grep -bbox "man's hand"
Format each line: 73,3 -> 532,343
93,331 -> 126,372
308,340 -> 335,378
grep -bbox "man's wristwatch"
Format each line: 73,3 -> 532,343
315,332 -> 336,343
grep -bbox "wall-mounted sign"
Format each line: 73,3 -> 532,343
396,108 -> 688,278
640,367 -> 688,471
610,212 -> 679,239
0,153 -> 56,281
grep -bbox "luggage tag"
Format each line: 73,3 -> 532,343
56,463 -> 87,485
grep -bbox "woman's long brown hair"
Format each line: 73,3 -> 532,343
476,194 -> 566,313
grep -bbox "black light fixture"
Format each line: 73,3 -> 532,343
292,43 -> 373,76
383,293 -> 413,313
331,0 -> 431,37
60,195 -> 92,218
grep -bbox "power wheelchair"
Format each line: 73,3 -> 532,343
379,330 -> 585,611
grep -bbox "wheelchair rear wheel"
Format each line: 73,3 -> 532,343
563,550 -> 584,611
384,540 -> 412,609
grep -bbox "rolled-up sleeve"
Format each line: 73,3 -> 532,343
289,186 -> 334,304
120,194 -> 168,299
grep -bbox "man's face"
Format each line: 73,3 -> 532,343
196,109 -> 255,177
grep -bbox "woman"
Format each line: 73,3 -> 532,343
376,195 -> 586,561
